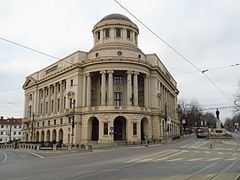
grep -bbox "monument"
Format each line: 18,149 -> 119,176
215,108 -> 221,129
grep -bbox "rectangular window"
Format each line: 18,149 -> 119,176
70,98 -> 72,109
48,120 -> 50,126
105,29 -> 110,38
133,123 -> 137,135
57,98 -> 60,111
1,125 -> 3,128
104,123 -> 108,135
54,119 -> 56,125
68,117 -> 71,123
60,118 -> 63,124
58,83 -> 61,92
19,132 -> 21,135
51,100 -> 54,112
70,79 -> 73,86
14,132 -> 16,135
0,132 -> 3,135
97,31 -> 100,40
63,97 -> 66,109
115,28 -> 121,37
29,106 -> 32,117
114,92 -> 122,106
42,121 -> 45,127
37,122 -> 39,127
113,75 -> 123,84
127,29 -> 131,38
40,103 -> 43,114
46,102 -> 48,113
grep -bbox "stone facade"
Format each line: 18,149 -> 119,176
22,14 -> 180,145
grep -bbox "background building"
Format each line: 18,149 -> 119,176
22,14 -> 180,145
0,116 -> 22,143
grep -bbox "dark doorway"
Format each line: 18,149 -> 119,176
91,117 -> 99,141
114,116 -> 126,141
141,120 -> 144,141
141,118 -> 148,141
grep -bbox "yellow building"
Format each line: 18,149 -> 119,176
22,14 -> 180,145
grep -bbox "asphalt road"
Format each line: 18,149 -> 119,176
0,134 -> 240,180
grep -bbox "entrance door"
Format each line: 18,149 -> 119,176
114,116 -> 126,141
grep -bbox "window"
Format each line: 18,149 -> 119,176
42,121 -> 45,127
63,97 -> 66,109
37,122 -> 39,127
115,28 -> 121,37
46,102 -> 48,113
105,29 -> 110,38
48,120 -> 50,126
19,125 -> 21,129
54,119 -> 56,125
19,132 -> 21,135
113,75 -> 123,84
58,83 -> 60,92
29,94 -> 32,100
40,103 -> 43,114
133,123 -> 137,135
14,132 -> 16,135
69,98 -> 72,109
51,100 -> 54,112
68,117 -> 71,123
1,125 -> 3,128
0,132 -> 3,135
57,98 -> 60,111
104,123 -> 108,135
46,88 -> 49,96
135,32 -> 138,43
127,29 -> 131,39
114,92 -> 122,106
60,118 -> 63,124
70,79 -> 73,86
97,31 -> 100,40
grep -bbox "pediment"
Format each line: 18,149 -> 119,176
22,76 -> 37,89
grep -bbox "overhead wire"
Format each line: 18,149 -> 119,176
114,0 -> 235,105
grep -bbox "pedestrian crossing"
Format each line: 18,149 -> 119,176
122,149 -> 239,164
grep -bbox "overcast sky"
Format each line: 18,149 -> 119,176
0,0 -> 239,121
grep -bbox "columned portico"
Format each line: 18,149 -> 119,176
133,72 -> 139,106
108,70 -> 114,106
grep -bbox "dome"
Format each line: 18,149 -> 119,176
100,13 -> 132,22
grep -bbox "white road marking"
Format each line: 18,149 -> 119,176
205,151 -> 211,154
187,158 -> 204,162
136,158 -> 153,163
205,157 -> 221,161
25,151 -> 44,159
217,152 -> 224,155
225,157 -> 237,161
166,158 -> 184,162
152,150 -> 186,162
2,152 -> 7,163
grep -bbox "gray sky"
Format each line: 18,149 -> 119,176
0,0 -> 239,121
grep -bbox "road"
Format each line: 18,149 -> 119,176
0,134 -> 240,180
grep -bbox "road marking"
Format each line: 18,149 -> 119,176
152,150 -> 186,162
204,151 -> 211,154
136,158 -> 153,163
2,152 -> 7,163
26,151 -> 44,159
187,158 -> 204,162
166,158 -> 184,162
225,157 -> 237,161
217,152 -> 225,155
205,157 -> 221,161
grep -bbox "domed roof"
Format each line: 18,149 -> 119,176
100,13 -> 132,22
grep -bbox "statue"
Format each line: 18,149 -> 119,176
215,108 -> 221,129
216,108 -> 220,119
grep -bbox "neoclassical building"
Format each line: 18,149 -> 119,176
22,14 -> 180,145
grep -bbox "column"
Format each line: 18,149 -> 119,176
24,94 -> 28,118
54,83 -> 57,113
144,75 -> 149,108
108,70 -> 114,106
60,81 -> 63,112
133,72 -> 139,106
86,73 -> 91,107
48,86 -> 51,114
82,75 -> 86,107
127,71 -> 132,106
43,88 -> 46,115
100,71 -> 106,106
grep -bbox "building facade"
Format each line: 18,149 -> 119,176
0,116 -> 22,143
22,14 -> 180,145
